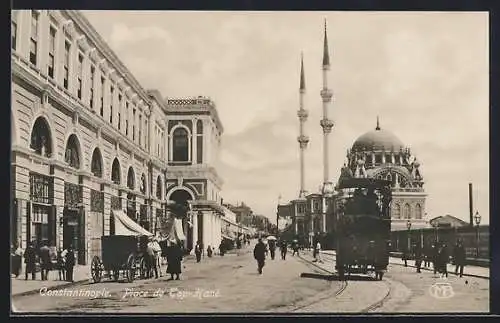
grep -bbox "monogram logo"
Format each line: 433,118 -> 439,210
429,282 -> 455,299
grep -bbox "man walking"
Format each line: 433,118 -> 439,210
195,241 -> 203,263
24,242 -> 37,280
453,239 -> 466,278
280,240 -> 287,260
314,240 -> 323,263
268,239 -> 276,260
253,238 -> 267,275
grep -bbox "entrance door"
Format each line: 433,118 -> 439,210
63,208 -> 80,259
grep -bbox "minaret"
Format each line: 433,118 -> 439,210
320,20 -> 335,233
297,53 -> 309,198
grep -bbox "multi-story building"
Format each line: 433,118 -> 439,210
11,10 -> 226,264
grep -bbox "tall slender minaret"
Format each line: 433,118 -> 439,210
297,53 -> 309,198
320,20 -> 335,233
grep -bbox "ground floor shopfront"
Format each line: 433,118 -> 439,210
11,148 -> 163,266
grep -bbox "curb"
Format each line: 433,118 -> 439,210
319,251 -> 489,280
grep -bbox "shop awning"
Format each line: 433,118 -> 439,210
111,209 -> 154,236
174,218 -> 187,241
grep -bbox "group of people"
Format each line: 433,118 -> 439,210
404,239 -> 467,278
252,238 -> 298,274
11,241 -> 76,282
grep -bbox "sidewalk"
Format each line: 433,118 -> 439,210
11,265 -> 91,297
319,250 -> 489,279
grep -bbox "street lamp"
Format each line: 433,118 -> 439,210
474,211 -> 481,258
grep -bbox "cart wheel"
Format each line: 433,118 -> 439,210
126,254 -> 135,283
113,270 -> 120,281
139,257 -> 147,279
91,256 -> 102,283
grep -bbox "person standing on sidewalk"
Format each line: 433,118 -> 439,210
194,241 -> 203,263
166,242 -> 183,280
207,245 -> 213,258
453,239 -> 466,278
24,242 -> 37,280
253,238 -> 267,274
315,240 -> 323,263
39,241 -> 51,281
268,240 -> 276,260
414,243 -> 423,273
65,245 -> 75,282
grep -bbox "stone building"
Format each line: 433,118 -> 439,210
339,118 -> 427,231
10,10 -> 226,264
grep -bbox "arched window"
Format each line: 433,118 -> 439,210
415,204 -> 422,219
65,134 -> 80,169
91,148 -> 103,178
140,173 -> 146,194
111,158 -> 121,184
30,117 -> 52,157
173,127 -> 189,162
403,203 -> 411,219
156,175 -> 162,199
375,154 -> 382,165
386,173 -> 392,181
392,203 -> 401,219
127,167 -> 135,190
196,120 -> 203,164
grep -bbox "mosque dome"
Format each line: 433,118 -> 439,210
351,118 -> 405,152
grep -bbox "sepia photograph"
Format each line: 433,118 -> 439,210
10,9 -> 490,314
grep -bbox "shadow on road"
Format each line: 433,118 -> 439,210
300,272 -> 378,281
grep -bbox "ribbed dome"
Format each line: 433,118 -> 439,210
352,119 -> 405,152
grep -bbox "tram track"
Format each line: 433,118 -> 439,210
294,251 -> 394,313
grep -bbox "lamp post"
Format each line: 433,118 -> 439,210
474,211 -> 481,258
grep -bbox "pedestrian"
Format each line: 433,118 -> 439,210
280,240 -> 287,260
39,241 -> 51,281
268,240 -> 276,260
219,242 -> 225,256
438,242 -> 449,278
56,248 -> 66,281
292,241 -> 299,256
253,238 -> 267,274
414,243 -> 423,273
166,241 -> 183,280
195,241 -> 202,263
453,239 -> 466,278
24,242 -> 37,280
431,243 -> 439,275
423,243 -> 431,268
207,245 -> 213,258
65,245 -> 75,282
12,243 -> 23,278
402,246 -> 410,267
315,240 -> 323,263
146,239 -> 159,279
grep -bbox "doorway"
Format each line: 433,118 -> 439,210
63,207 -> 84,264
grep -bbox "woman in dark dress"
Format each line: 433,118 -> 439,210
166,242 -> 183,280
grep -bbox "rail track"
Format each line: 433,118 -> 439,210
294,251 -> 394,313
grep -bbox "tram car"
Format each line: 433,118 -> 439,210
332,177 -> 392,280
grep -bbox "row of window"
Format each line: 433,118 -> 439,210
12,10 -> 158,154
392,203 -> 423,219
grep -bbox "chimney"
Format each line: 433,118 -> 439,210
469,183 -> 473,226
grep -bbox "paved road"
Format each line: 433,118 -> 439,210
12,246 -> 489,313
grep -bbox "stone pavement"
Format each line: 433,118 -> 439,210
320,250 -> 490,279
12,264 -> 91,296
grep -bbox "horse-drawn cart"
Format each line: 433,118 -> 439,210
90,209 -> 155,283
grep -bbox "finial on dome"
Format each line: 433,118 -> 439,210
376,116 -> 380,130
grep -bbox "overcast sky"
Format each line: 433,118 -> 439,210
83,11 -> 489,224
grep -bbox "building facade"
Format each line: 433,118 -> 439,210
11,10 -> 226,264
340,118 -> 427,231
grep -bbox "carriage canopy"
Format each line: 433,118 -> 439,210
111,209 -> 154,236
